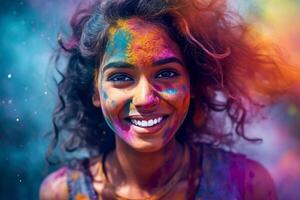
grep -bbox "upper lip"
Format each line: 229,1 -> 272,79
125,114 -> 168,121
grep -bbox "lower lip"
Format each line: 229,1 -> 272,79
125,116 -> 169,134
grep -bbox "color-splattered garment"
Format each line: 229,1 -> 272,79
67,144 -> 246,200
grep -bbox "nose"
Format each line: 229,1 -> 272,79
132,77 -> 160,110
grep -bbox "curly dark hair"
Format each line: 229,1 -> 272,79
48,0 -> 289,163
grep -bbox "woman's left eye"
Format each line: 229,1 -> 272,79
156,70 -> 179,79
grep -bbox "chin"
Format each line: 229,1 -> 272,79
128,138 -> 166,153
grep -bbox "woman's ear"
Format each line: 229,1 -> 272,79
92,90 -> 101,108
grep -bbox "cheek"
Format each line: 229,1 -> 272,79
100,86 -> 132,120
99,87 -> 120,123
157,82 -> 190,108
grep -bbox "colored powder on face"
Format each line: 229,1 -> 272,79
153,84 -> 163,91
109,19 -> 177,66
126,29 -> 164,65
163,88 -> 178,95
123,99 -> 132,115
111,100 -> 117,108
106,28 -> 132,61
102,90 -> 108,101
182,85 -> 187,93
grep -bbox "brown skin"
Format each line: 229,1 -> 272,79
39,141 -> 190,200
39,167 -> 68,200
39,154 -> 278,200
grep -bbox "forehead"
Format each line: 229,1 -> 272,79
104,18 -> 182,65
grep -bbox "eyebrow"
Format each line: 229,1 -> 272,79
102,61 -> 134,73
102,57 -> 184,73
153,57 -> 184,67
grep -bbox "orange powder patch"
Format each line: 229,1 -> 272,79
126,28 -> 165,65
71,171 -> 80,181
109,19 -> 173,66
75,193 -> 89,200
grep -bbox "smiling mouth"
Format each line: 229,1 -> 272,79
125,115 -> 169,128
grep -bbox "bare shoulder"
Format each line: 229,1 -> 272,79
244,159 -> 278,200
39,167 -> 69,200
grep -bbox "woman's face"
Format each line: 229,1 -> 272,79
94,18 -> 190,152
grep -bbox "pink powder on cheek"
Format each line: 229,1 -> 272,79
112,117 -> 135,141
153,84 -> 163,92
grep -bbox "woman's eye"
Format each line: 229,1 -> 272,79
156,70 -> 179,79
108,73 -> 133,82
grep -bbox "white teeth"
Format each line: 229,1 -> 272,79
130,116 -> 164,127
137,120 -> 142,126
158,117 -> 162,123
148,119 -> 154,126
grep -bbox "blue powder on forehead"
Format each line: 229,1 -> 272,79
106,29 -> 132,60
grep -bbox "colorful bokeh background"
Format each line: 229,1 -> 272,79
0,0 -> 299,199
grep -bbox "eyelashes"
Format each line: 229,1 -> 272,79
155,70 -> 179,79
108,73 -> 133,82
107,70 -> 179,83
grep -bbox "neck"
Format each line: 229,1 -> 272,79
106,137 -> 183,190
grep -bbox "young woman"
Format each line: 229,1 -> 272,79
40,0 -> 287,199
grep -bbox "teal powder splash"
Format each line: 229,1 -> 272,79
163,88 -> 178,95
124,99 -> 132,116
106,29 -> 132,61
102,90 -> 108,101
111,100 -> 117,108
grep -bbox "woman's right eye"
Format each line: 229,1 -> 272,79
107,73 -> 133,82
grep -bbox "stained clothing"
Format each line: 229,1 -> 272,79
66,144 -> 246,200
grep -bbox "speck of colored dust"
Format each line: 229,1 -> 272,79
7,74 -> 12,79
